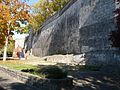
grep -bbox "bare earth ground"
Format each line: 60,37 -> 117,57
71,71 -> 120,90
24,56 -> 120,90
0,55 -> 120,90
0,71 -> 39,90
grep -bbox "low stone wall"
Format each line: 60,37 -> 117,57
0,66 -> 73,90
41,54 -> 74,64
40,54 -> 87,65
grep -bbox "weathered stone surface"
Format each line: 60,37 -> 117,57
26,0 -> 120,65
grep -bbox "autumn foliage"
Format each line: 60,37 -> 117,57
31,0 -> 69,31
0,0 -> 31,49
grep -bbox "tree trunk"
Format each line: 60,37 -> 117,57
3,36 -> 8,61
3,21 -> 10,61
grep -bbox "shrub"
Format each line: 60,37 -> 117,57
78,65 -> 100,71
36,65 -> 68,79
21,69 -> 34,73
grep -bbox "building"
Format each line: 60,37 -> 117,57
13,34 -> 28,49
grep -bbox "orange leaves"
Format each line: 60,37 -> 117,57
0,31 -> 6,48
0,3 -> 2,10
0,0 -> 31,28
0,0 -> 31,48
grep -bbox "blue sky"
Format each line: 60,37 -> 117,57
26,0 -> 39,6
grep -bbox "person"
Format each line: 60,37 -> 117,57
19,48 -> 25,60
12,49 -> 18,58
16,45 -> 25,60
25,50 -> 30,60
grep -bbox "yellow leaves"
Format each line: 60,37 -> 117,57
0,0 -> 31,26
0,0 -> 31,47
0,31 -> 6,48
31,0 -> 69,30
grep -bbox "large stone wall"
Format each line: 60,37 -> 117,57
27,0 -> 120,65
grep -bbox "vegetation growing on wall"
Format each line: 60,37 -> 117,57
31,0 -> 70,31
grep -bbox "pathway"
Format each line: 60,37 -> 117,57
0,70 -> 39,90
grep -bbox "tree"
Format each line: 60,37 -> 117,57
31,0 -> 69,31
7,40 -> 14,56
0,0 -> 31,61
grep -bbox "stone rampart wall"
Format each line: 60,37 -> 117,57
26,0 -> 120,66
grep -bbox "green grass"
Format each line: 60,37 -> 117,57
0,60 -> 100,71
0,60 -> 45,78
0,60 -> 37,70
0,60 -> 101,79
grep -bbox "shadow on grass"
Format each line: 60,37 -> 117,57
1,63 -> 120,90
70,65 -> 120,90
7,83 -> 39,90
0,74 -> 39,90
0,57 -> 19,60
35,64 -> 120,90
72,71 -> 120,90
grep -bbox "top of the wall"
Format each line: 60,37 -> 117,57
41,0 -> 77,27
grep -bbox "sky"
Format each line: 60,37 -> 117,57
26,0 -> 39,6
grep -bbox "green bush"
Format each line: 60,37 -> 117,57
36,65 -> 68,79
21,69 -> 34,73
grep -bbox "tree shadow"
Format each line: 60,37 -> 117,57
0,77 -> 8,90
0,64 -> 120,90
7,83 -> 39,90
0,86 -> 5,90
68,64 -> 120,90
0,74 -> 39,90
36,64 -> 120,90
0,77 -> 8,82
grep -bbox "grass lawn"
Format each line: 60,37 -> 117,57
0,60 -> 101,78
0,60 -> 101,71
0,60 -> 66,78
0,60 -> 37,70
0,60 -> 47,78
